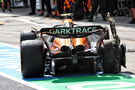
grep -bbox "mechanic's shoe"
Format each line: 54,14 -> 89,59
128,19 -> 134,23
45,14 -> 50,17
28,12 -> 35,15
8,9 -> 12,12
39,12 -> 44,16
56,16 -> 64,19
87,19 -> 93,22
130,21 -> 135,24
2,9 -> 5,12
128,19 -> 135,24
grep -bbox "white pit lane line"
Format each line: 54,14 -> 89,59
17,18 -> 51,27
0,72 -> 48,90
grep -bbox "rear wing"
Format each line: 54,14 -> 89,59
40,26 -> 106,38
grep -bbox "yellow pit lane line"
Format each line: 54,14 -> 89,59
126,40 -> 135,44
0,21 -> 4,25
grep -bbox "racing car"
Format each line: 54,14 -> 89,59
20,13 -> 126,78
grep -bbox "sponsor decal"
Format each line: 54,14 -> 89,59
41,26 -> 104,35
49,27 -> 98,34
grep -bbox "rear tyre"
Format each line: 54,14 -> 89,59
21,40 -> 44,78
103,40 -> 121,73
20,30 -> 37,42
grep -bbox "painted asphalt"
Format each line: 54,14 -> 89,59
0,43 -> 46,90
1,42 -> 135,90
0,43 -> 20,78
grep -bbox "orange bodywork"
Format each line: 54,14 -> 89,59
63,19 -> 73,23
72,38 -> 90,48
51,37 -> 90,51
51,38 -> 71,50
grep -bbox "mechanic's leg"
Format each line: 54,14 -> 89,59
57,0 -> 64,15
45,0 -> 52,17
128,8 -> 135,23
29,0 -> 36,15
1,1 -> 5,12
129,8 -> 135,24
88,0 -> 98,22
23,0 -> 28,7
7,0 -> 12,12
131,0 -> 135,19
128,0 -> 135,24
99,0 -> 107,21
128,8 -> 135,24
132,8 -> 135,19
40,0 -> 45,16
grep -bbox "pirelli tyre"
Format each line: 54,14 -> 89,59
21,40 -> 44,78
20,30 -> 37,42
103,40 -> 121,73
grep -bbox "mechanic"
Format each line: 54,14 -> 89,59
87,0 -> 106,22
128,0 -> 135,24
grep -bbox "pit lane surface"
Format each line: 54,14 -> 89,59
0,8 -> 135,90
1,42 -> 135,90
